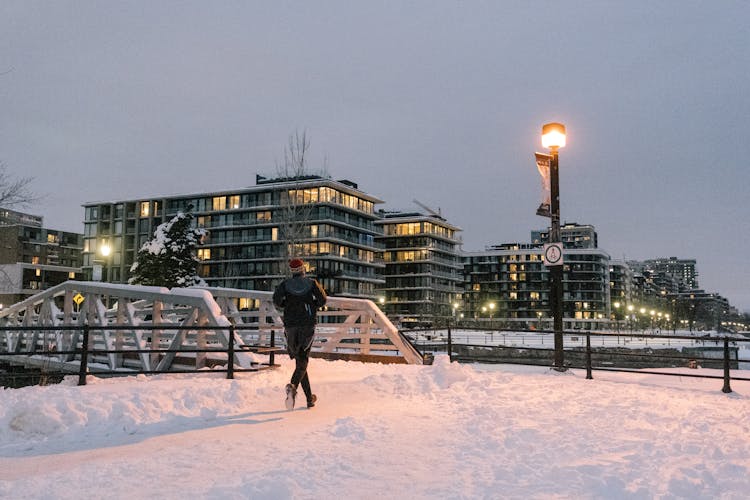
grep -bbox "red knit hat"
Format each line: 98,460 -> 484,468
289,258 -> 305,274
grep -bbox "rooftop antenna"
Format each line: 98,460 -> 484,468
412,199 -> 442,218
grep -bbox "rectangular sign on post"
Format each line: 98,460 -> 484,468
535,152 -> 553,218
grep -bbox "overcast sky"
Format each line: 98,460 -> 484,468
1,2 -> 749,311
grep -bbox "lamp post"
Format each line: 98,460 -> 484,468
613,301 -> 621,333
627,304 -> 634,333
93,240 -> 112,282
541,122 -> 566,370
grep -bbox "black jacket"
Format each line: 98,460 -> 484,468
272,275 -> 327,327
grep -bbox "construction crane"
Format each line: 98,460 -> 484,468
412,199 -> 443,219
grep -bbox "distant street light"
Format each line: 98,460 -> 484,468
93,240 -> 112,282
541,122 -> 566,371
613,301 -> 621,333
627,304 -> 634,333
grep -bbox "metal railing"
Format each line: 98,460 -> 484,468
0,281 -> 424,388
403,326 -> 749,393
0,324 -> 282,387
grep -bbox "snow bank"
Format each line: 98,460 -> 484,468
1,356 -> 749,499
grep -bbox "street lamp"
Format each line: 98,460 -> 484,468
93,240 -> 112,282
650,309 -> 656,333
541,122 -> 566,370
613,301 -> 621,333
627,304 -> 634,333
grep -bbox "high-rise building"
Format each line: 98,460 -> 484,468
375,211 -> 462,326
609,260 -> 633,303
81,175 -> 385,298
0,214 -> 83,306
462,243 -> 611,330
642,257 -> 698,291
531,222 -> 598,249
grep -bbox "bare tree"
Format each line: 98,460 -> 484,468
0,162 -> 35,208
0,163 -> 36,296
275,131 -> 327,274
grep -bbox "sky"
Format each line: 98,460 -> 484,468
2,356 -> 750,498
1,2 -> 749,311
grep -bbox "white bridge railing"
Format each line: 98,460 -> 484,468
0,281 -> 423,374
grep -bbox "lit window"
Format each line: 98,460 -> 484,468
272,227 -> 278,241
198,249 -> 211,260
31,256 -> 40,264
229,195 -> 240,209
68,272 -> 75,279
212,197 -> 226,210
140,202 -> 150,217
256,211 -> 271,221
35,268 -> 41,277
509,292 -> 518,300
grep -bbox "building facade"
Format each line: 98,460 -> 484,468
462,243 -> 611,330
642,257 -> 699,291
375,211 -> 462,326
82,175 -> 385,298
531,222 -> 598,249
0,216 -> 83,306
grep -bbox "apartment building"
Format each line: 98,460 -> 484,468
81,175 -> 384,298
0,211 -> 83,305
375,211 -> 462,326
462,243 -> 611,330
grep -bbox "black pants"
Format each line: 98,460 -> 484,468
286,325 -> 314,401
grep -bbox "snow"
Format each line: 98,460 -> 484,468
1,356 -> 749,499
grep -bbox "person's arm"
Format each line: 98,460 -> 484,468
312,279 -> 327,307
272,282 -> 286,310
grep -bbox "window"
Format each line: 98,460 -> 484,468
256,211 -> 271,221
229,195 -> 240,209
140,202 -> 150,217
69,272 -> 76,279
35,268 -> 41,277
272,227 -> 278,241
213,196 -> 226,210
31,256 -> 40,264
198,249 -> 211,260
47,233 -> 58,243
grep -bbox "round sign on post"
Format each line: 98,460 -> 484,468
543,243 -> 563,267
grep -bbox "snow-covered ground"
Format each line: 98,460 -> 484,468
1,356 -> 749,499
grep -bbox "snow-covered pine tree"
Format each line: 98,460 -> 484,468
128,211 -> 207,288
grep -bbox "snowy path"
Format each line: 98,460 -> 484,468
2,357 -> 749,499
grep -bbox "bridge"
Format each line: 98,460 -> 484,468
0,281 -> 424,379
